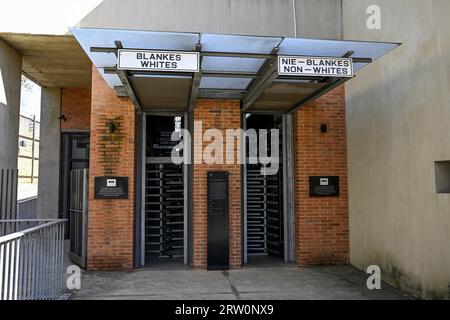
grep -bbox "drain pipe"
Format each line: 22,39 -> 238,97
292,0 -> 298,37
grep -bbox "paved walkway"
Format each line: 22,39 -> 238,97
69,264 -> 412,300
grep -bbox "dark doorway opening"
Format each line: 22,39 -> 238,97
59,133 -> 90,238
245,114 -> 285,264
144,115 -> 185,266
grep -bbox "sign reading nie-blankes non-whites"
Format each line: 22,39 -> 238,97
118,49 -> 200,72
278,56 -> 353,77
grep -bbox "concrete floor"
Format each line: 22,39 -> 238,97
69,263 -> 412,300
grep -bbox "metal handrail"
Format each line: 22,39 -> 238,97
0,219 -> 67,300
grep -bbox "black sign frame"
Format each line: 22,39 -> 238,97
94,176 -> 129,200
309,176 -> 340,197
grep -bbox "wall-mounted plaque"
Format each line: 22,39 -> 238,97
94,177 -> 129,199
309,176 -> 340,197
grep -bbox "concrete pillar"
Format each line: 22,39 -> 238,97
0,38 -> 22,170
37,88 -> 61,219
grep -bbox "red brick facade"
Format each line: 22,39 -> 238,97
293,86 -> 349,266
61,88 -> 92,130
84,68 -> 348,270
192,100 -> 242,269
87,67 -> 136,270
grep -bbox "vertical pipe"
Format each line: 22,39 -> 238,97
1,169 -> 4,217
5,241 -> 14,300
31,116 -> 36,184
183,113 -> 188,265
13,238 -> 20,300
0,243 -> 4,299
141,114 -> 146,266
292,0 -> 298,37
5,170 -> 9,219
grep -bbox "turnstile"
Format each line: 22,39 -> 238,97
145,163 -> 184,260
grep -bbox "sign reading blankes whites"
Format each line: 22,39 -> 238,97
278,56 -> 353,77
118,49 -> 200,72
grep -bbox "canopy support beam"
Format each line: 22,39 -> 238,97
287,78 -> 350,114
112,41 -> 142,111
241,47 -> 280,112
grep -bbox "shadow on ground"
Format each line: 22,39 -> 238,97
68,264 -> 412,300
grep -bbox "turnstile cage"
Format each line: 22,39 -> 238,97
246,163 -> 284,257
145,163 -> 184,260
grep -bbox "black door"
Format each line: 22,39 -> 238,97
60,133 -> 90,237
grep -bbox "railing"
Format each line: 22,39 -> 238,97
17,196 -> 38,220
0,219 -> 66,300
0,169 -> 18,220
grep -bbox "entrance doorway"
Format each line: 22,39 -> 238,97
244,115 -> 286,265
60,133 -> 90,238
142,115 -> 186,266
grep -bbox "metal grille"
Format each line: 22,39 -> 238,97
0,169 -> 18,220
145,163 -> 184,260
69,169 -> 88,269
0,219 -> 66,300
246,164 -> 283,256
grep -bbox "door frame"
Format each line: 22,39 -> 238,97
139,112 -> 190,266
242,113 -> 296,263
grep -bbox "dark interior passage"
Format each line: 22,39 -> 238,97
245,114 -> 284,261
144,115 -> 184,265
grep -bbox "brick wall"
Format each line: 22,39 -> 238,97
61,88 -> 92,130
193,100 -> 242,269
87,67 -> 135,270
294,86 -> 349,266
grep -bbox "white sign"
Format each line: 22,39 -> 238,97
320,178 -> 329,186
107,179 -> 117,187
278,56 -> 353,77
118,49 -> 200,72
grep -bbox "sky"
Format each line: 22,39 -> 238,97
0,0 -> 103,34
0,0 -> 103,120
20,76 -> 41,121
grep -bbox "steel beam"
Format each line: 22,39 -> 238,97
287,78 -> 350,113
242,48 -> 280,112
198,89 -> 245,100
188,71 -> 202,113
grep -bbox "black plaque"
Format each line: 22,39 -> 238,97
94,177 -> 129,199
207,171 -> 229,270
309,176 -> 340,197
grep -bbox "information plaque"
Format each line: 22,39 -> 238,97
309,176 -> 340,197
94,177 -> 129,199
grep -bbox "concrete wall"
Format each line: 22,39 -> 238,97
76,0 -> 342,39
295,0 -> 342,39
343,0 -> 450,298
38,88 -> 61,219
0,38 -> 22,170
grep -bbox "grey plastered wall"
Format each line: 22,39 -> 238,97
38,88 -> 61,219
294,0 -> 343,39
0,38 -> 22,170
343,0 -> 450,298
76,0 -> 342,39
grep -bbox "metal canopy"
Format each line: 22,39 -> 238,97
71,27 -> 399,113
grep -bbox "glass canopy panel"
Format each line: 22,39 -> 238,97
202,56 -> 266,73
278,38 -> 399,61
98,68 -> 122,88
201,33 -> 282,54
200,77 -> 252,90
353,62 -> 370,73
71,27 -> 199,51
